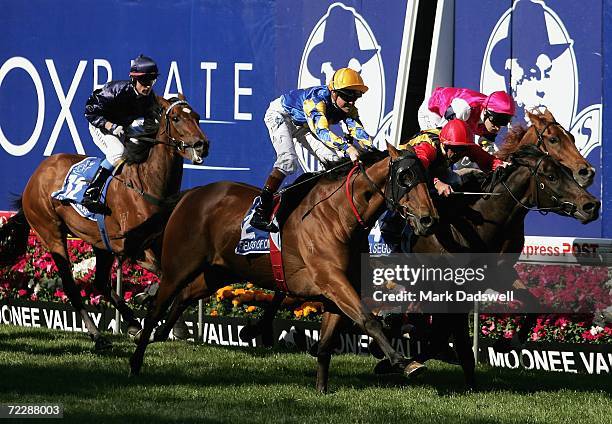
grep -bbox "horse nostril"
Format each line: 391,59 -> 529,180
419,216 -> 433,227
578,167 -> 590,176
582,202 -> 599,213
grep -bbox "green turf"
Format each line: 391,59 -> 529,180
0,325 -> 610,424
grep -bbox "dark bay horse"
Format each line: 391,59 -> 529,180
238,109 -> 597,348
130,144 -> 439,392
0,94 -> 208,349
398,143 -> 600,387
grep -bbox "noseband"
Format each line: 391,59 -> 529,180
501,152 -> 577,216
163,99 -> 206,152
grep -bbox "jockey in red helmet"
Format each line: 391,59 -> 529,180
403,120 -> 505,197
82,54 -> 160,214
418,87 -> 516,143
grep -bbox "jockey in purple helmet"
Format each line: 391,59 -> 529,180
417,87 -> 516,142
82,54 -> 159,214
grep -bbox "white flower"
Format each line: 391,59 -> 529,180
589,326 -> 604,336
72,257 -> 97,279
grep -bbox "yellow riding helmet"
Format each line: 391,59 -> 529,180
327,68 -> 369,93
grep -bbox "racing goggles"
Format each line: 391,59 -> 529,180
485,110 -> 512,127
134,74 -> 158,86
335,89 -> 362,103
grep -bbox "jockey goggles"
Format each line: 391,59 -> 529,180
132,74 -> 158,86
335,89 -> 362,103
485,110 -> 512,127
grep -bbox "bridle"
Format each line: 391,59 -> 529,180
533,120 -> 560,153
134,99 -> 206,153
500,150 -> 577,216
347,150 -> 427,226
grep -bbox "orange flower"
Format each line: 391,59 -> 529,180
302,306 -> 317,317
294,308 -> 304,318
232,298 -> 242,307
233,288 -> 246,296
246,282 -> 254,289
210,309 -> 218,317
246,305 -> 257,313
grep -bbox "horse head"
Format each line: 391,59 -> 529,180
157,94 -> 209,164
505,145 -> 599,224
524,109 -> 595,187
386,143 -> 438,235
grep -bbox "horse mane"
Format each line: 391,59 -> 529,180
323,149 -> 389,181
495,125 -> 529,161
123,96 -> 179,165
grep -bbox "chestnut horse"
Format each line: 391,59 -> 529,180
0,95 -> 208,349
129,144 -> 439,392
232,109 -> 599,351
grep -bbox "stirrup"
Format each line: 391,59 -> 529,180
251,213 -> 278,233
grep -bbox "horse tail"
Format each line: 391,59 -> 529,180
0,197 -> 31,265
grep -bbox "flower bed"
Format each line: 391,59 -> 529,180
0,235 -> 323,321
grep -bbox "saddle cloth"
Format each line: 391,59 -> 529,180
51,157 -> 112,221
235,196 -> 281,255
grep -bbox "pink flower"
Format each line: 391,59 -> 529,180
90,294 -> 102,306
30,293 -> 38,302
503,330 -> 514,339
123,291 -> 133,302
17,289 -> 28,297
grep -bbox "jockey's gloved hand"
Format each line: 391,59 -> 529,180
111,124 -> 125,138
346,145 -> 360,163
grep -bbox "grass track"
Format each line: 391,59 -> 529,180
0,325 -> 610,423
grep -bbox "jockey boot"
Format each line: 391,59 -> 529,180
250,169 -> 285,233
81,165 -> 112,215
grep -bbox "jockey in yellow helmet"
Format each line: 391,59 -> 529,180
251,67 -> 374,232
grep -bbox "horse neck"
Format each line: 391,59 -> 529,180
475,167 -> 533,241
127,135 -> 183,198
342,158 -> 390,228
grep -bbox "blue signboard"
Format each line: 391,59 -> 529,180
0,0 -> 410,212
455,0 -> 604,237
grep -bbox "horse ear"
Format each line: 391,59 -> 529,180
178,92 -> 186,100
387,142 -> 401,159
525,109 -> 542,127
157,96 -> 170,108
542,108 -> 556,122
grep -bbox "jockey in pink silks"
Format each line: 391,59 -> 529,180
417,87 -> 516,143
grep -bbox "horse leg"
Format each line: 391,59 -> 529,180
315,272 -> 426,378
239,290 -> 285,347
130,270 -> 207,376
450,313 -> 476,389
51,249 -> 111,350
93,248 -> 141,336
152,275 -> 210,342
315,312 -> 342,393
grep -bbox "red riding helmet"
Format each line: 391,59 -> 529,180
439,120 -> 474,146
484,91 -> 516,116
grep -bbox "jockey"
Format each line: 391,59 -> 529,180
82,54 -> 160,214
417,87 -> 516,143
250,67 -> 374,232
405,119 -> 505,197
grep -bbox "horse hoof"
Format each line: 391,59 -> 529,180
404,360 -> 427,379
374,359 -> 405,375
172,322 -> 190,341
94,337 -> 112,351
127,322 -> 142,338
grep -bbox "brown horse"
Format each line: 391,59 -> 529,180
0,94 -> 208,349
236,108 -> 598,348
129,144 -> 439,392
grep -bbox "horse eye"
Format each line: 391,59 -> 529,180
172,116 -> 180,123
548,136 -> 559,144
547,174 -> 556,182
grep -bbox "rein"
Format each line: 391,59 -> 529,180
500,153 -> 577,216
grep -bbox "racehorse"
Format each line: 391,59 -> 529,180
235,109 -> 598,350
404,142 -> 600,386
0,94 -> 208,349
129,144 -> 439,392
